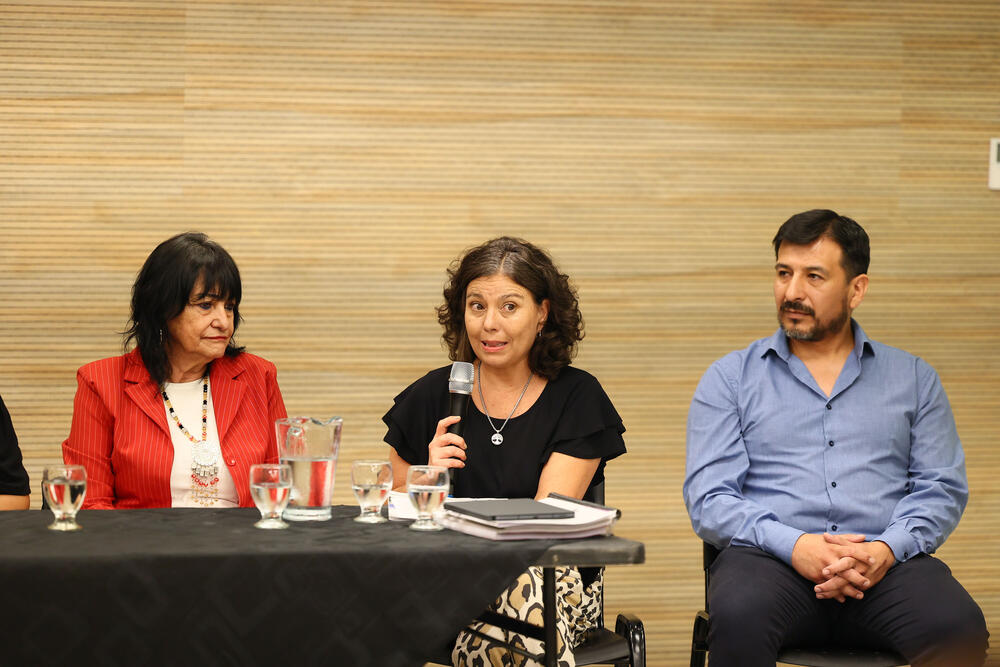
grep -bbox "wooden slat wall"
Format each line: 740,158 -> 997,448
1,1 -> 998,663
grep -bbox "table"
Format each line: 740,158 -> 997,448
0,506 -> 644,666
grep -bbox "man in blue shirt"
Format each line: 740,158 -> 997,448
684,210 -> 987,666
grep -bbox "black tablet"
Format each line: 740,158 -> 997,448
444,498 -> 574,521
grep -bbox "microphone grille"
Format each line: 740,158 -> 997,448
448,361 -> 475,393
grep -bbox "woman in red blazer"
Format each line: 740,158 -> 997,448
63,232 -> 287,509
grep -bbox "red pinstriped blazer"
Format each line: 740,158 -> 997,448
62,348 -> 287,509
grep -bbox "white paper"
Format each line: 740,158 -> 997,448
387,490 -> 418,520
439,496 -> 618,540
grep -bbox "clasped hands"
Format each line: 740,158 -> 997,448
790,533 -> 895,603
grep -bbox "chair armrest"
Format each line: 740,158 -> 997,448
615,613 -> 646,667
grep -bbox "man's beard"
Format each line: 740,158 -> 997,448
779,300 -> 850,341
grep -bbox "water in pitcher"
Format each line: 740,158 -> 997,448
281,456 -> 336,520
275,416 -> 342,522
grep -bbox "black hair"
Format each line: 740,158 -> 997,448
124,232 -> 244,386
772,209 -> 870,278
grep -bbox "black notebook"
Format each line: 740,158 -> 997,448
444,498 -> 574,522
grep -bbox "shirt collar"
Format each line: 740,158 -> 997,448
850,319 -> 875,360
764,318 -> 874,362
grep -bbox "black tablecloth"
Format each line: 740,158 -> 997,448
0,506 -> 561,667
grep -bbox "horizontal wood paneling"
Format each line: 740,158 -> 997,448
1,1 -> 998,663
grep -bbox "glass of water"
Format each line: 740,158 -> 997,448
250,463 -> 292,530
406,465 -> 448,531
42,465 -> 87,531
351,460 -> 392,523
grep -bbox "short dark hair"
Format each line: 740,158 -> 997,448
437,237 -> 583,380
124,232 -> 244,386
772,209 -> 870,278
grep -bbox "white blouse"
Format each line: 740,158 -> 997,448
162,377 -> 238,508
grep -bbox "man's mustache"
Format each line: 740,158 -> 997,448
781,301 -> 815,316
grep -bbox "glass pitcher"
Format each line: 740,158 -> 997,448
275,416 -> 342,521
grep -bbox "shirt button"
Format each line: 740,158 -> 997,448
228,459 -> 237,466
831,482 -> 837,488
828,441 -> 834,447
826,404 -> 832,410
831,525 -> 838,531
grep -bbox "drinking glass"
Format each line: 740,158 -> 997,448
42,465 -> 87,531
351,460 -> 392,523
250,463 -> 292,530
406,465 -> 448,531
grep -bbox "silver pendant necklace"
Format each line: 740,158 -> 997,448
162,375 -> 218,481
477,363 -> 533,446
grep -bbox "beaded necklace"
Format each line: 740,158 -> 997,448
162,375 -> 220,490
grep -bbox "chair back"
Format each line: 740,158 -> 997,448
585,480 -> 605,505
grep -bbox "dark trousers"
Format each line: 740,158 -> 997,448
707,546 -> 988,667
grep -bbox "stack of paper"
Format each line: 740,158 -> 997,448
437,496 -> 618,541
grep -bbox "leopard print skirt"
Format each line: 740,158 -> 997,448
451,566 -> 604,667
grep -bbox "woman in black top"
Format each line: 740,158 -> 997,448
384,365 -> 624,500
0,394 -> 31,510
383,236 -> 625,666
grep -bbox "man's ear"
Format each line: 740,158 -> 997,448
848,273 -> 869,310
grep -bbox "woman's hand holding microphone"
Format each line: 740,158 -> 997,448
428,416 -> 467,469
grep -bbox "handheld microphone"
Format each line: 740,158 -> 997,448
447,361 -> 475,436
446,361 -> 475,492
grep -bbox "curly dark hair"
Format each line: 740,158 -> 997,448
123,232 -> 245,386
437,237 -> 584,380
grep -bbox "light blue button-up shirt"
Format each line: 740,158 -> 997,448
683,320 -> 967,565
